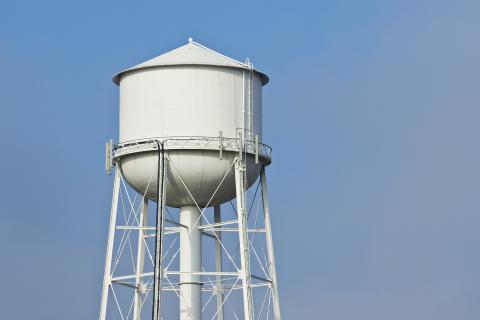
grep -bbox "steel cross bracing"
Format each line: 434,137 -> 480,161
99,150 -> 281,320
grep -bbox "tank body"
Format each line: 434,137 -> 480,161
119,65 -> 263,142
114,42 -> 268,207
120,151 -> 260,207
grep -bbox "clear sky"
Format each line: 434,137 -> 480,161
1,0 -> 479,319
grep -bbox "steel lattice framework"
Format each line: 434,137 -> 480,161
99,138 -> 281,320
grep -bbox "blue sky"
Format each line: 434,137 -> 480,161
1,0 -> 479,318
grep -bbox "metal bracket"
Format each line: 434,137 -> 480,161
105,139 -> 114,175
238,131 -> 243,161
219,130 -> 223,160
255,135 -> 259,164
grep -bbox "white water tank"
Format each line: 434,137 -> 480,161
112,39 -> 270,207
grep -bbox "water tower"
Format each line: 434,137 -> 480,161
99,39 -> 281,320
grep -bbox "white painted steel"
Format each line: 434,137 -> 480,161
214,205 -> 224,320
179,206 -> 202,320
133,198 -> 148,320
99,164 -> 282,319
120,150 -> 260,207
114,40 -> 267,207
118,65 -> 263,142
113,41 -> 268,85
100,40 -> 282,320
113,137 -> 272,161
99,168 -> 121,320
235,159 -> 254,320
260,168 -> 281,320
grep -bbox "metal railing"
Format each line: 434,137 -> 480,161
111,136 -> 272,163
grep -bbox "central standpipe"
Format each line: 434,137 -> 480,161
179,206 -> 202,320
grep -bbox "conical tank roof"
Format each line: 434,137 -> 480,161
113,38 -> 269,85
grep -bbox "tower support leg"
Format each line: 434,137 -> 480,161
179,206 -> 202,320
99,167 -> 121,320
134,198 -> 149,320
214,205 -> 224,320
235,159 -> 253,320
260,168 -> 281,320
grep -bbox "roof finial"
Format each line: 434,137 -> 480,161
188,37 -> 193,44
